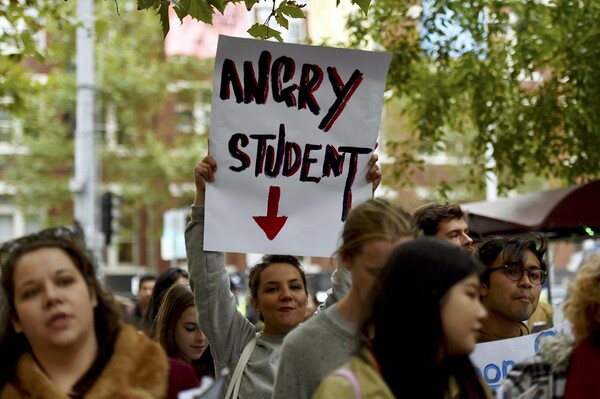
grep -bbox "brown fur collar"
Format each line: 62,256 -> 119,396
1,324 -> 168,399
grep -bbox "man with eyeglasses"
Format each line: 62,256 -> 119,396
474,235 -> 548,343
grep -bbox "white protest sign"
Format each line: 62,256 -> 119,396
470,323 -> 571,392
205,35 -> 391,256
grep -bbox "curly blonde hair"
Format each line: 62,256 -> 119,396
563,254 -> 600,343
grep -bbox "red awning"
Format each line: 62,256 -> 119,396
461,180 -> 600,239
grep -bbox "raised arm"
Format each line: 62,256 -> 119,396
185,155 -> 257,375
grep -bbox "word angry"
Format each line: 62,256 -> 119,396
219,50 -> 364,132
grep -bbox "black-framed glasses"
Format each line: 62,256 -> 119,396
1,226 -> 80,262
489,264 -> 547,285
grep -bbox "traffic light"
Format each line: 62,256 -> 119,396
101,191 -> 120,246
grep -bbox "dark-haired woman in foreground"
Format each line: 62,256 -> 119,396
313,238 -> 493,398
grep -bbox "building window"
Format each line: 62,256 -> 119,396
0,202 -> 41,243
117,238 -> 135,264
110,212 -> 137,267
24,216 -> 41,234
0,213 -> 13,243
175,99 -> 210,135
0,108 -> 12,143
287,17 -> 307,43
175,103 -> 194,134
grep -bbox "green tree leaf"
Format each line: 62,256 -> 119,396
247,23 -> 283,42
244,0 -> 259,11
275,14 -> 289,30
158,0 -> 170,38
351,0 -> 371,15
208,0 -> 226,14
186,0 -> 215,24
346,0 -> 600,194
137,0 -> 158,10
277,4 -> 305,19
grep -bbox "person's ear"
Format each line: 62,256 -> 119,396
250,298 -> 259,315
11,316 -> 23,333
91,289 -> 98,309
479,282 -> 489,297
340,254 -> 352,271
89,285 -> 98,309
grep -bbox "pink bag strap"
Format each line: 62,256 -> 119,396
331,368 -> 362,399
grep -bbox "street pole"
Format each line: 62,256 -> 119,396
72,0 -> 104,279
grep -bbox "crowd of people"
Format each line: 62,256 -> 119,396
0,153 -> 596,399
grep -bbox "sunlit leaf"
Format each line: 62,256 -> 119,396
247,23 -> 283,42
277,4 -> 305,19
275,14 -> 289,30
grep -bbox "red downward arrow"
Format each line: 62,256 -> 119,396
253,186 -> 288,240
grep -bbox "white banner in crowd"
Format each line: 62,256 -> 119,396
471,323 -> 572,392
204,35 -> 391,256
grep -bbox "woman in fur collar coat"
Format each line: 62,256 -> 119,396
0,227 -> 168,398
500,254 -> 600,398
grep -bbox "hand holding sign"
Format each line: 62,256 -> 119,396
194,155 -> 217,206
196,152 -> 381,240
367,145 -> 381,194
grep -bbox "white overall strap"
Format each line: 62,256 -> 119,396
224,332 -> 260,399
331,368 -> 362,399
